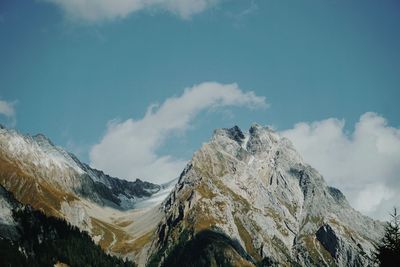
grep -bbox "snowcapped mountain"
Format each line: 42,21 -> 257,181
0,125 -> 167,261
0,124 -> 385,266
0,126 -> 161,211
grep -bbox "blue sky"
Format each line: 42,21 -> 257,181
0,0 -> 399,218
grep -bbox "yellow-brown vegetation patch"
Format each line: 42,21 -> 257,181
191,204 -> 223,232
222,247 -> 255,267
115,220 -> 133,228
214,179 -> 252,213
130,230 -> 155,252
91,217 -> 143,255
0,157 -> 77,218
329,218 -> 356,240
234,216 -> 261,262
302,235 -> 335,266
197,183 -> 217,199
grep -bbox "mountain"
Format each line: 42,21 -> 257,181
0,127 -> 160,213
146,125 -> 384,266
0,185 -> 134,267
0,126 -> 167,261
0,124 -> 385,266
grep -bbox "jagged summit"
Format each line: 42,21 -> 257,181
0,125 -> 162,213
33,133 -> 55,145
149,124 -> 383,267
213,125 -> 245,145
0,124 -> 385,267
213,124 -> 289,156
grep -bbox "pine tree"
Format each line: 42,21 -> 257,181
376,207 -> 400,266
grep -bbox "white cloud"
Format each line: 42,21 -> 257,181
43,0 -> 221,22
0,99 -> 16,127
90,82 -> 266,183
281,112 -> 400,220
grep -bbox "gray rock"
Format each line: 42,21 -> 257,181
149,125 -> 384,267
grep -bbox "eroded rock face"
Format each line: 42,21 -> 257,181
316,224 -> 340,259
0,127 -> 161,213
315,223 -> 372,266
0,127 -> 164,260
0,185 -> 20,240
148,125 -> 384,267
0,124 -> 385,267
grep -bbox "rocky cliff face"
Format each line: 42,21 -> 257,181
0,185 -> 21,240
0,185 -> 135,267
0,127 -> 160,212
148,125 -> 384,267
0,127 -> 163,258
0,124 -> 385,267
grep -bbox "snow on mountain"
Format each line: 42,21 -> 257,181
0,124 -> 386,266
0,126 -> 168,259
147,125 -> 384,266
0,127 -> 161,209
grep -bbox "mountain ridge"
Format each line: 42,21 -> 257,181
0,126 -> 167,261
147,125 -> 384,266
0,184 -> 135,267
0,124 -> 385,266
0,127 -> 161,210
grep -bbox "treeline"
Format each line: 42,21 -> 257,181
375,208 -> 400,266
0,206 -> 135,267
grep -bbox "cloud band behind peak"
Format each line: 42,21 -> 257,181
89,82 -> 267,183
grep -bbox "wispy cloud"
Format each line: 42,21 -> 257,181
42,0 -> 222,22
281,112 -> 400,220
90,82 -> 267,183
224,0 -> 258,28
0,99 -> 16,127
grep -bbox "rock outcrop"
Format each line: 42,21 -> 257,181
0,124 -> 385,266
147,125 -> 383,266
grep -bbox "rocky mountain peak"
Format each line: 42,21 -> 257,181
33,133 -> 55,146
248,122 -> 263,132
0,123 -> 386,267
151,124 -> 384,267
211,124 -> 286,157
212,125 -> 245,145
247,124 -> 280,154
